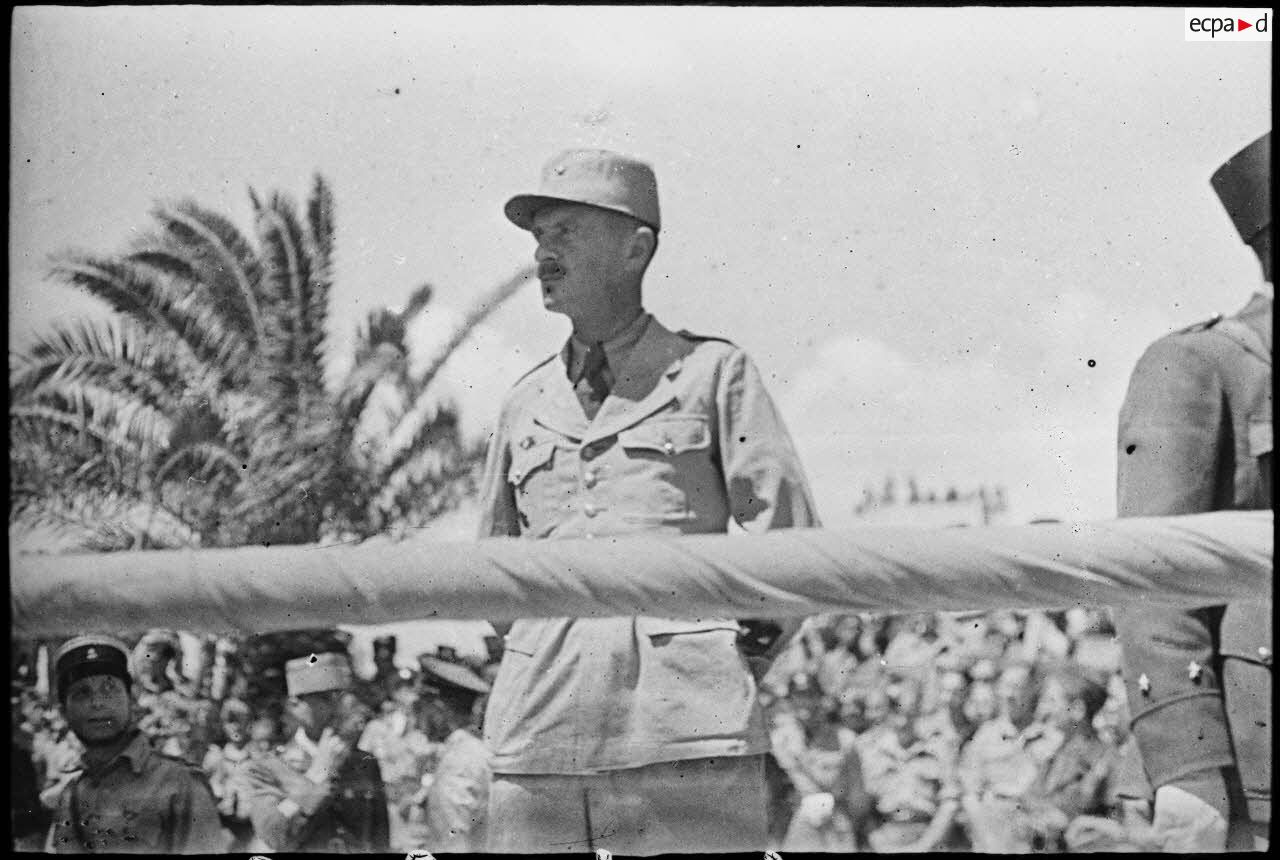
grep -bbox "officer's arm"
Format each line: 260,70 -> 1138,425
477,403 -> 520,639
716,347 -> 821,665
716,348 -> 820,532
244,758 -> 333,850
1113,338 -> 1233,817
477,403 -> 521,540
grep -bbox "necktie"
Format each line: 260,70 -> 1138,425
580,341 -> 610,399
575,341 -> 610,418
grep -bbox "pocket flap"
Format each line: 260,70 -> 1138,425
618,415 -> 710,455
507,440 -> 556,486
636,616 -> 740,638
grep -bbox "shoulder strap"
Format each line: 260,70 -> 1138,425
676,329 -> 736,346
1211,319 -> 1272,367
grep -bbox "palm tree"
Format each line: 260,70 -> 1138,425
11,175 -> 534,703
10,175 -> 533,551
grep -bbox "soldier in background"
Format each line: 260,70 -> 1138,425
44,635 -> 227,853
243,650 -> 390,852
412,651 -> 493,853
1113,130 -> 1272,851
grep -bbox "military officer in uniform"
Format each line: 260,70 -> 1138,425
243,651 -> 390,852
1114,130 -> 1272,852
478,148 -> 820,853
44,635 -> 227,854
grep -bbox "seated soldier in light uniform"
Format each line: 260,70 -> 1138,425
242,650 -> 390,852
409,650 -> 494,854
44,634 -> 227,854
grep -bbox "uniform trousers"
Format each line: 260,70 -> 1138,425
487,754 -> 765,854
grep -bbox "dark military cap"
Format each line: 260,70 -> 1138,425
1211,131 -> 1270,243
418,653 -> 490,695
52,634 -> 133,702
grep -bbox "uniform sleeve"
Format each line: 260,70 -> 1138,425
477,400 -> 520,539
243,757 -> 332,850
716,348 -> 821,532
169,769 -> 230,854
715,348 -> 820,662
1112,337 -> 1235,790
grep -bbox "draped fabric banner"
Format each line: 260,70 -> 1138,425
10,511 -> 1273,638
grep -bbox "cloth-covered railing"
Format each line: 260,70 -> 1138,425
10,511 -> 1272,638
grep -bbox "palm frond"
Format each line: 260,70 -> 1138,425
48,255 -> 236,379
126,201 -> 264,355
410,264 -> 536,389
11,318 -> 188,413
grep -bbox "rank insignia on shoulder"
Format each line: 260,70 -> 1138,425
1138,673 -> 1151,695
1176,313 -> 1224,334
1188,660 -> 1203,682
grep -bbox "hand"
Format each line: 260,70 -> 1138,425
1150,784 -> 1228,852
304,728 -> 350,785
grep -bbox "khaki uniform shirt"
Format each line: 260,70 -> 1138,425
478,314 -> 819,773
47,731 -> 226,854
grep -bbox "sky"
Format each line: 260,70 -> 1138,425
10,5 -> 1273,537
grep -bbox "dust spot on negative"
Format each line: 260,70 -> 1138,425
1125,445 -> 1136,455
309,654 -> 318,664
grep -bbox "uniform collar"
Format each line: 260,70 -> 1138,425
85,730 -> 151,777
120,731 -> 153,774
562,311 -> 652,382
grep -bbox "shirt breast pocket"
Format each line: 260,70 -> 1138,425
506,439 -> 575,528
618,414 -> 713,523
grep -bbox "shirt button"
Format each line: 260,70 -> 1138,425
583,469 -> 599,488
584,502 -> 599,517
662,437 -> 675,455
1260,647 -> 1272,665
582,443 -> 599,461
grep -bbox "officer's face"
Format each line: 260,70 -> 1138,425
64,674 -> 132,746
289,690 -> 340,736
531,204 -> 631,317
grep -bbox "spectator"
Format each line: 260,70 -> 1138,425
862,706 -> 961,852
44,635 -> 228,853
957,675 -> 1038,852
201,698 -> 259,849
357,667 -> 438,851
411,651 -> 493,853
1019,665 -> 1119,850
242,651 -> 390,852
